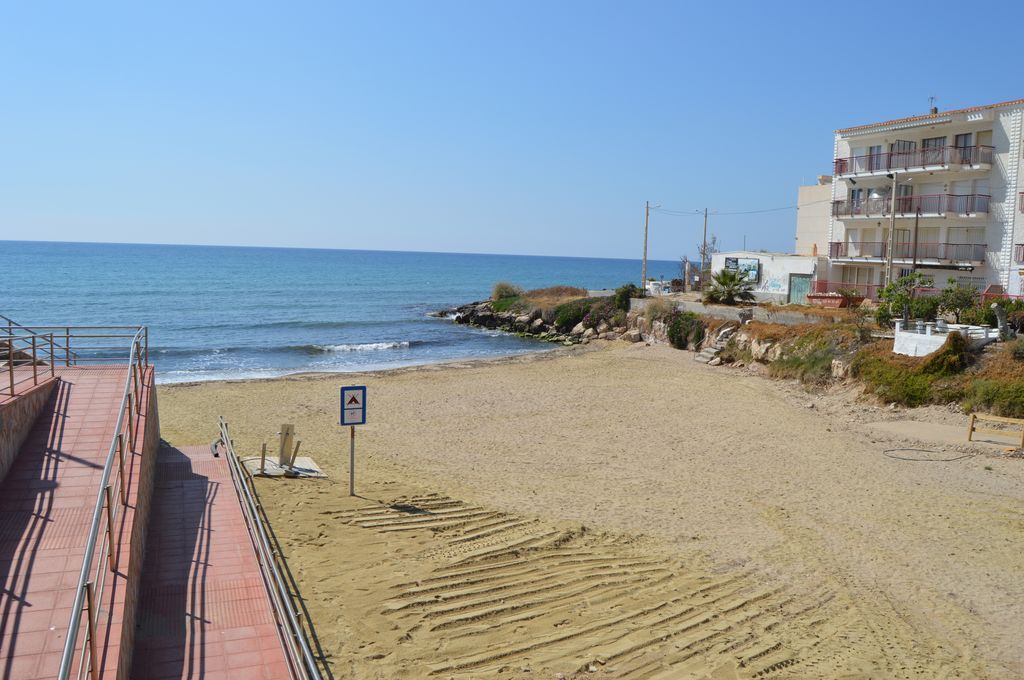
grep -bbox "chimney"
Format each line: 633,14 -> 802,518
930,106 -> 938,115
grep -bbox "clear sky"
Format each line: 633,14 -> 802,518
2,1 -> 1022,260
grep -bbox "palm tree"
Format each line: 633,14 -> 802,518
703,269 -> 755,305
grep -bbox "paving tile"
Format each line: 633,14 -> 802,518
132,446 -> 292,678
1,366 -> 155,680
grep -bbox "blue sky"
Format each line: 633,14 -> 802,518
2,1 -> 1022,260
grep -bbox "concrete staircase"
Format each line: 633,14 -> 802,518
694,324 -> 738,364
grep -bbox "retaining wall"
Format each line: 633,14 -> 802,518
0,378 -> 57,483
630,298 -> 843,326
115,367 -> 161,680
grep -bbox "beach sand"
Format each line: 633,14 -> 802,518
159,342 -> 1024,678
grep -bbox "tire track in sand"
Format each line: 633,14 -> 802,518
325,492 -> 910,677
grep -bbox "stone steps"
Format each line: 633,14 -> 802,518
694,326 -> 738,365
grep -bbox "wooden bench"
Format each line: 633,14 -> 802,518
968,413 -> 1024,448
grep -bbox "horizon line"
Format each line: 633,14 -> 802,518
0,238 -> 686,265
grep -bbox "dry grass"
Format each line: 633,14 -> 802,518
522,286 -> 588,309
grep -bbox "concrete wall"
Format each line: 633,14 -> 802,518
709,251 -> 825,304
630,297 -> 844,326
0,378 -> 57,483
116,367 -> 161,680
795,181 -> 832,256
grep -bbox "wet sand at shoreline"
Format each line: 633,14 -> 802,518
159,342 -> 1024,678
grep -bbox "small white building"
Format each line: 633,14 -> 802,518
709,250 -> 827,304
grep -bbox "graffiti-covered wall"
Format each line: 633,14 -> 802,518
710,251 -> 827,304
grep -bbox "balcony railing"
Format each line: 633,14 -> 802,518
831,193 -> 990,218
829,241 -> 987,262
834,145 -> 994,175
1015,244 -> 1024,263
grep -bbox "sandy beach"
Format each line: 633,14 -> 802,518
158,342 -> 1024,678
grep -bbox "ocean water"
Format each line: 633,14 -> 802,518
1,241 -> 678,383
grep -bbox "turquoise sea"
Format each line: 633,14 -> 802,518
2,241 -> 678,383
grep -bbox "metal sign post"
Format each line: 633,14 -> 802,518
340,386 -> 367,496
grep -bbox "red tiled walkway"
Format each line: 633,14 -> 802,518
0,366 -> 139,680
131,445 -> 292,679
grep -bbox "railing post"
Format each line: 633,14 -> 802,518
6,339 -> 14,397
84,581 -> 100,680
144,329 -> 149,367
104,485 -> 116,571
65,327 -> 71,366
126,398 -> 135,452
49,334 -> 55,377
117,433 -> 128,505
31,334 -> 38,385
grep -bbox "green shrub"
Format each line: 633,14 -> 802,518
962,380 -> 1024,418
665,311 -> 704,350
703,269 -> 755,305
910,296 -> 941,322
491,281 -> 524,301
553,299 -> 591,332
582,297 -> 616,329
491,296 -> 524,313
1012,338 -> 1024,361
769,348 -> 836,385
852,334 -> 972,407
920,332 -> 968,375
614,283 -> 641,311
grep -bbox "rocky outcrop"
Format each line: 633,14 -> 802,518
434,300 -> 627,346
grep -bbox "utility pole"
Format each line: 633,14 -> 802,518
701,208 -> 709,281
910,208 -> 921,274
641,201 -> 650,290
884,172 -> 898,285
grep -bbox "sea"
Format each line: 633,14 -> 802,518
2,241 -> 679,383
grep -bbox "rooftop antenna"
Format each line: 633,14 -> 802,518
928,96 -> 938,115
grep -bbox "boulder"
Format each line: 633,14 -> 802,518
624,329 -> 642,343
515,314 -> 531,325
570,321 -> 586,336
530,318 -> 545,332
708,356 -> 722,366
583,327 -> 596,339
605,332 -> 620,341
750,338 -> 776,362
831,359 -> 850,380
596,320 -> 611,334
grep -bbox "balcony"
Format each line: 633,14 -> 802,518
1016,244 -> 1024,263
831,193 -> 990,218
829,241 -> 987,263
833,145 -> 994,177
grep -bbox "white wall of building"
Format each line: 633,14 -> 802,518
795,180 -> 832,256
828,100 -> 1024,297
709,251 -> 826,304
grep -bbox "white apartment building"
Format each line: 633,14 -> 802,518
824,98 -> 1024,299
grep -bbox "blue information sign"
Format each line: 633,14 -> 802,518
340,386 -> 367,426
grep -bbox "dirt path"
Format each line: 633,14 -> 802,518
159,342 -> 1024,677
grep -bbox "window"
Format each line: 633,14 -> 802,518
954,133 -> 974,163
868,145 -> 884,171
922,136 -> 946,165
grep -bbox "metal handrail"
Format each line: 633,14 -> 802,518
1,315 -> 81,365
217,417 -> 325,680
57,326 -> 148,680
2,332 -> 58,398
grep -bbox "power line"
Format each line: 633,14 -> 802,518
650,197 -> 832,217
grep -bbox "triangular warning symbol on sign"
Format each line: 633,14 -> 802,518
347,395 -> 361,405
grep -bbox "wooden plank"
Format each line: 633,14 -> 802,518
972,413 -> 1024,426
967,413 -> 976,442
971,427 -> 1021,438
